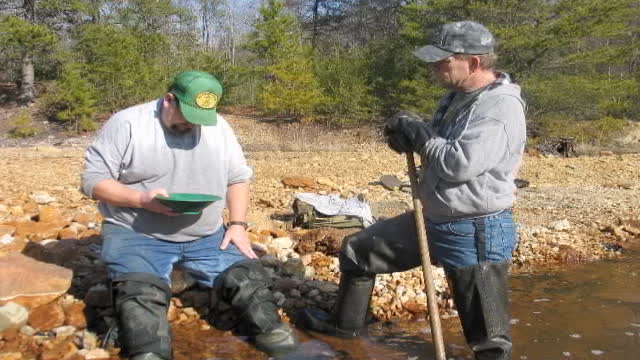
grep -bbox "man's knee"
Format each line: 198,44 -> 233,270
339,233 -> 368,274
112,273 -> 171,308
212,259 -> 274,311
111,273 -> 172,359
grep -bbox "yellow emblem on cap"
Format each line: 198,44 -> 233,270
195,92 -> 218,109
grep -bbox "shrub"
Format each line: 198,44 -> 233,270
534,114 -> 627,144
46,64 -> 98,132
314,50 -> 378,125
9,109 -> 38,138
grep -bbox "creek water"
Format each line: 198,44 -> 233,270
172,248 -> 640,360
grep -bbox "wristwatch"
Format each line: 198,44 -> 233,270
227,221 -> 248,230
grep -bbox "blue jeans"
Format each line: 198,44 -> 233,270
101,222 -> 246,287
340,210 -> 518,274
427,210 -> 518,270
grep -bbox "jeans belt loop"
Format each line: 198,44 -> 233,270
473,217 -> 487,263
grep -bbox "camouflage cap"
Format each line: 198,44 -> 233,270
413,21 -> 495,63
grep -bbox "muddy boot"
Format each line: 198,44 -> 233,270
211,260 -> 298,357
447,262 -> 512,360
297,271 -> 375,338
112,273 -> 172,360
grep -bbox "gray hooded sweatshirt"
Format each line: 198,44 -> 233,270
419,73 -> 526,223
81,99 -> 252,241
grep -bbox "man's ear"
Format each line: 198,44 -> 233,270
164,92 -> 175,102
469,56 -> 481,72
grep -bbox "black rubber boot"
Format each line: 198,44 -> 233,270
211,260 -> 298,356
447,262 -> 512,360
297,271 -> 375,338
112,273 -> 172,360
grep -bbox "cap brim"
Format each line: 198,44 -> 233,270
178,101 -> 217,126
413,45 -> 454,63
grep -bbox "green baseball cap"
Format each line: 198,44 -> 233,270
169,71 -> 223,126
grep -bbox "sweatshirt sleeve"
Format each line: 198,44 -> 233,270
222,119 -> 252,185
421,95 -> 525,183
80,115 -> 132,198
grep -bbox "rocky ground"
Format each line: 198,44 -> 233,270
0,113 -> 639,360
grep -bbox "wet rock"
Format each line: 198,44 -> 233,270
170,266 -> 196,295
0,302 -> 29,331
273,278 -> 302,291
259,254 -> 280,268
83,284 -> 110,308
0,253 -> 72,308
281,258 -> 305,279
22,240 -> 82,267
317,282 -> 339,293
179,290 -> 210,309
28,301 -> 65,330
281,176 -> 317,189
294,228 -> 350,256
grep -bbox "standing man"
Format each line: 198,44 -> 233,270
299,21 -> 526,360
81,71 -> 297,360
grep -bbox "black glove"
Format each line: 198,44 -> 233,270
383,111 -> 433,153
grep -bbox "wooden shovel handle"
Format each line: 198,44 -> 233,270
406,152 -> 446,360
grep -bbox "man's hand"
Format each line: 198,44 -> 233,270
139,188 -> 178,216
221,224 -> 258,259
383,111 -> 434,154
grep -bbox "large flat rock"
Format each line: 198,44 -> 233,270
0,253 -> 72,308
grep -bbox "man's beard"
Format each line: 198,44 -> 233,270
170,124 -> 194,134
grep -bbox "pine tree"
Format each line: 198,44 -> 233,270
247,0 -> 324,119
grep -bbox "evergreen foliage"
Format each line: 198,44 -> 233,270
0,0 -> 638,143
248,0 -> 323,119
46,63 -> 98,132
9,109 -> 38,138
0,15 -> 57,79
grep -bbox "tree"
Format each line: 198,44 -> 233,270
0,14 -> 56,103
46,62 -> 98,132
247,0 -> 323,119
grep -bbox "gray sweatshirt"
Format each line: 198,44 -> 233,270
419,73 -> 526,223
81,99 -> 252,241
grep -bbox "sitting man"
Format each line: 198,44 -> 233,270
81,71 -> 297,360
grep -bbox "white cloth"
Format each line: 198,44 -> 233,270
295,193 -> 374,227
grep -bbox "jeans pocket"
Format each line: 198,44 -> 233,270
446,221 -> 475,237
501,222 -> 519,253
